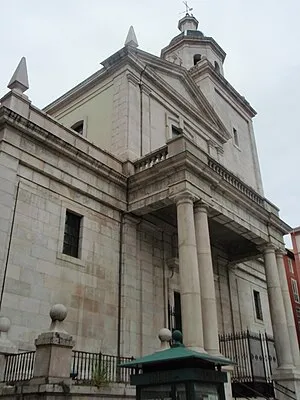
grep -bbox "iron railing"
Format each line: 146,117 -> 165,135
71,351 -> 134,384
219,330 -> 277,383
3,351 -> 35,383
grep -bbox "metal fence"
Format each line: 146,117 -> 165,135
219,330 -> 277,383
71,351 -> 134,384
3,351 -> 35,383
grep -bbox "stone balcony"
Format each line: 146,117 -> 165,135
127,134 -> 290,254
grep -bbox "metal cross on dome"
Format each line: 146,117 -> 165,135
183,1 -> 193,14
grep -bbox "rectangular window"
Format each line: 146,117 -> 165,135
291,278 -> 300,303
174,291 -> 182,333
296,308 -> 300,330
63,210 -> 82,258
288,257 -> 294,274
253,290 -> 263,321
233,128 -> 239,147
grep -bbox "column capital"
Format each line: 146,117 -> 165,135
259,243 -> 276,255
194,201 -> 210,213
275,248 -> 287,257
172,190 -> 197,206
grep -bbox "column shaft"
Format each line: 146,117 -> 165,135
264,246 -> 294,369
276,251 -> 300,367
176,196 -> 204,350
194,204 -> 220,355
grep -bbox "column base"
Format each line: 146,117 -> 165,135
273,367 -> 300,400
188,346 -> 207,354
205,349 -> 224,358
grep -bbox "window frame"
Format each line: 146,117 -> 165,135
171,125 -> 183,138
71,120 -> 84,135
63,210 -> 83,259
214,61 -> 220,73
193,54 -> 202,65
295,307 -> 300,331
253,290 -> 263,321
291,278 -> 300,303
288,257 -> 294,274
233,127 -> 239,148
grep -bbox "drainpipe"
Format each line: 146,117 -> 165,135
117,212 -> 125,361
0,181 -> 20,311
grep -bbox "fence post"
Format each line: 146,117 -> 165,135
246,329 -> 254,382
0,316 -> 17,382
31,304 -> 75,385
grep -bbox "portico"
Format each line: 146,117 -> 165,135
125,132 -> 300,396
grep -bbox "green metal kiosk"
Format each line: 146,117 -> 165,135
120,331 -> 233,400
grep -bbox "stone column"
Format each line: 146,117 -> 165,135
176,193 -> 204,350
276,250 -> 300,368
0,316 -> 17,382
263,246 -> 294,369
194,203 -> 220,355
31,304 -> 75,385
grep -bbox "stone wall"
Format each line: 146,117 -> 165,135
0,109 -> 126,353
1,177 -> 122,353
0,383 -> 136,400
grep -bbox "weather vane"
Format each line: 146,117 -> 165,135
183,1 -> 193,14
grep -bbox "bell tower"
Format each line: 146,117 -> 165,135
160,12 -> 226,74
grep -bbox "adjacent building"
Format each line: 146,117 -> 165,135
0,12 -> 299,398
283,229 -> 300,346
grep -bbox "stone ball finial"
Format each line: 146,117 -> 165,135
50,304 -> 67,322
158,328 -> 172,342
0,316 -> 11,333
172,330 -> 183,345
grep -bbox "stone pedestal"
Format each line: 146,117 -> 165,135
31,304 -> 75,385
273,369 -> 300,400
194,203 -> 220,355
176,193 -> 204,350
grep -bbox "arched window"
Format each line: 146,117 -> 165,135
193,54 -> 201,65
71,120 -> 84,135
214,61 -> 220,73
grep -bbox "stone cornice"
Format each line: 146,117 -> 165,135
0,106 -> 126,188
160,36 -> 226,62
190,61 -> 257,118
44,47 -> 132,114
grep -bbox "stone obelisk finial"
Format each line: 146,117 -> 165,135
7,57 -> 29,94
125,26 -> 139,48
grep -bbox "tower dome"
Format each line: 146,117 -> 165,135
161,12 -> 226,74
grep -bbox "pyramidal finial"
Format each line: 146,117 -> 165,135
125,26 -> 138,48
8,57 -> 29,94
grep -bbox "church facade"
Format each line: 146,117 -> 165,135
0,12 -> 299,398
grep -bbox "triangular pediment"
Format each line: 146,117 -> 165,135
132,49 -> 230,143
156,70 -> 200,109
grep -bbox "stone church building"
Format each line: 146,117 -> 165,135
0,11 -> 299,398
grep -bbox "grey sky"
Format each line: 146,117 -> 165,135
1,0 -> 299,242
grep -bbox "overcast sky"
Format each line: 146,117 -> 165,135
1,0 -> 299,243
